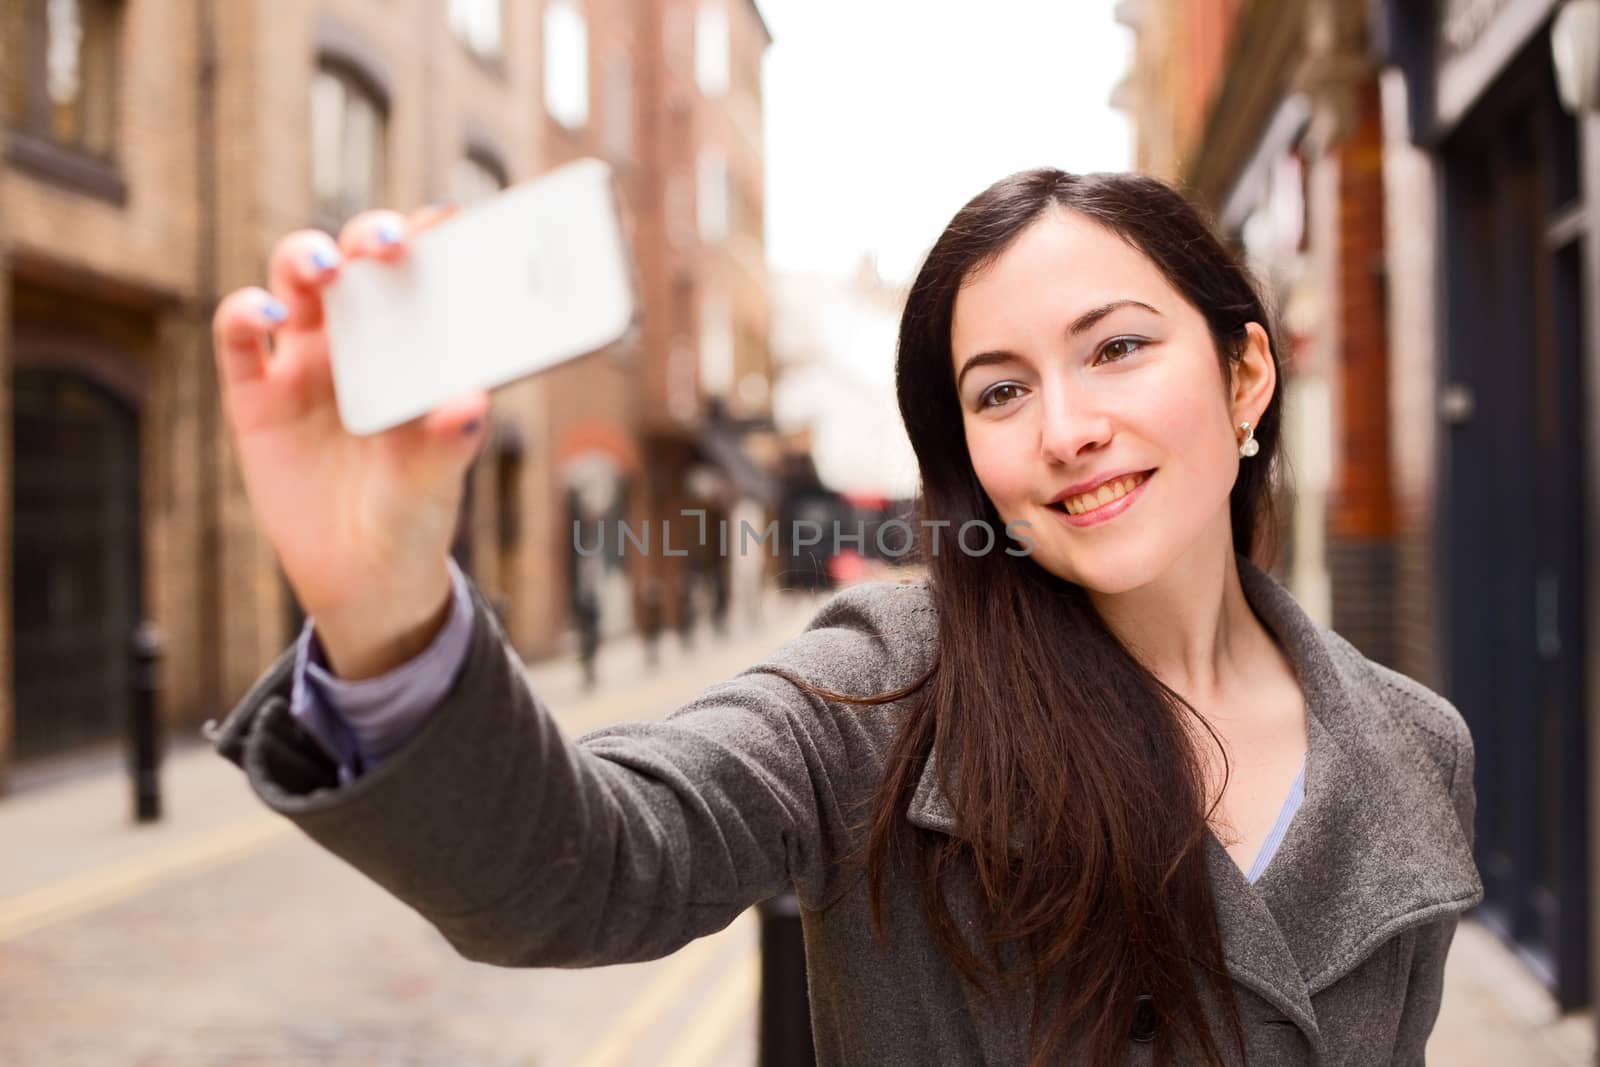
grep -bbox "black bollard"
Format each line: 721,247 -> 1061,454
129,621 -> 164,823
757,890 -> 817,1067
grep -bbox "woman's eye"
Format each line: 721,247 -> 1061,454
978,383 -> 1024,409
1096,337 -> 1145,364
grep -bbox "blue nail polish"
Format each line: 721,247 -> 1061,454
310,246 -> 339,271
462,418 -> 484,436
262,298 -> 288,323
376,220 -> 404,245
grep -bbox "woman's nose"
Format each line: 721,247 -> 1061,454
1037,390 -> 1113,464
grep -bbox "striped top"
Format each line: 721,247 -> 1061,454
1245,750 -> 1309,883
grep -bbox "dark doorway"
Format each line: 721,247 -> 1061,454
12,367 -> 142,760
1437,36 -> 1590,1009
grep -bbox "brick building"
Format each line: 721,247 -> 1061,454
0,0 -> 777,790
627,0 -> 779,641
1114,0 -> 1383,655
1115,0 -> 1600,1028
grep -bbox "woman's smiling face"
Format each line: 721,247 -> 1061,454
950,206 -> 1273,595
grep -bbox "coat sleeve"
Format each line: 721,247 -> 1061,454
1388,705 -> 1478,1063
206,575 -> 931,969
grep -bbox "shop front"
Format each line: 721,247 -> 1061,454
1384,0 -> 1597,1009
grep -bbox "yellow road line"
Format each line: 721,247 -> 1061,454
0,815 -> 293,942
656,945 -> 761,1067
572,912 -> 756,1067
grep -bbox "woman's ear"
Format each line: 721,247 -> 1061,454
1230,322 -> 1276,425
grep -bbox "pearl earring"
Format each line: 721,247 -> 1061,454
1238,421 -> 1260,458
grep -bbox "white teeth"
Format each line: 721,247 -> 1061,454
1061,472 -> 1147,516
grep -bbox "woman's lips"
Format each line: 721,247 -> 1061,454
1048,470 -> 1155,528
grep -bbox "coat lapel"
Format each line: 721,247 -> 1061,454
903,556 -> 1483,1055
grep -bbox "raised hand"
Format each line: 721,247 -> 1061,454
211,205 -> 490,680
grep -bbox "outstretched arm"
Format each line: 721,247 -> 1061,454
210,575 -> 928,969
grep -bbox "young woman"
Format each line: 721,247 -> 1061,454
206,170 -> 1483,1065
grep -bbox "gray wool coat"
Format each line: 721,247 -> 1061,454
208,556 -> 1483,1065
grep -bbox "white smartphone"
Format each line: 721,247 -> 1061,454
322,157 -> 640,436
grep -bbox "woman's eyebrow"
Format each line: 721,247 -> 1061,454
955,351 -> 1020,391
1067,298 -> 1162,337
955,299 -> 1163,390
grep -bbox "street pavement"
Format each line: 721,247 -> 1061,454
0,580 -> 1593,1065
1431,920 -> 1593,1065
0,587 -> 829,1067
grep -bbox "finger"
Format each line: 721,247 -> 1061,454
337,208 -> 412,263
266,229 -> 342,331
420,390 -> 492,449
212,287 -> 286,392
376,391 -> 492,489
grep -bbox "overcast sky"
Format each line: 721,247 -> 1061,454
759,0 -> 1134,286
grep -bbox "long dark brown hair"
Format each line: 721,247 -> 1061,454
785,169 -> 1286,1065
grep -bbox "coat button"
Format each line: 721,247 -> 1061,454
1130,993 -> 1157,1042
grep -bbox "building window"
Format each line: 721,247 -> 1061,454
699,290 -> 733,398
603,51 -> 632,161
4,0 -> 120,160
311,60 -> 388,227
697,148 -> 727,244
450,147 -> 508,206
543,0 -> 588,129
694,2 -> 729,97
449,0 -> 502,60
697,150 -> 729,244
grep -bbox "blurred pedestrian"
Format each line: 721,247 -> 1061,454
636,573 -> 664,669
574,581 -> 600,691
676,569 -> 697,651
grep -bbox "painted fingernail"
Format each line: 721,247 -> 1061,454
309,245 -> 340,272
462,418 -> 484,437
376,219 -> 404,245
262,298 -> 288,323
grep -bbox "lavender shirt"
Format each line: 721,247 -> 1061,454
289,564 -> 1308,883
289,558 -> 477,786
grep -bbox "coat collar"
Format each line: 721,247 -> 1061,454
904,555 -> 1484,1053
